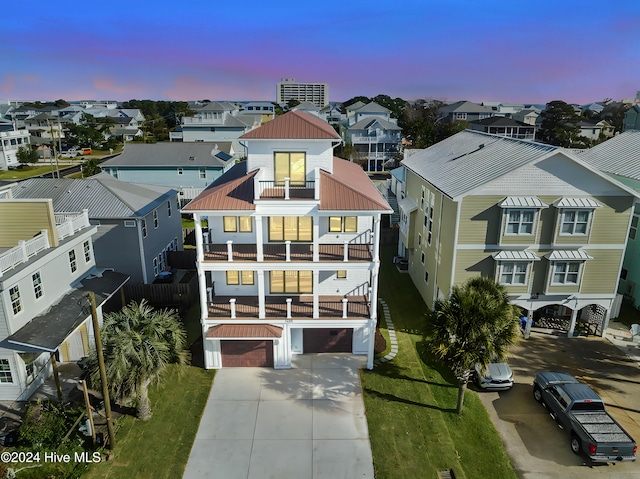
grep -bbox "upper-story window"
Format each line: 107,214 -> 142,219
270,271 -> 313,294
142,219 -> 147,238
224,216 -> 252,233
455,112 -> 467,120
329,216 -> 357,233
177,168 -> 183,175
506,210 -> 535,235
0,360 -> 13,383
167,201 -> 172,217
9,285 -> 22,315
153,210 -> 159,229
630,215 -> 639,240
69,250 -> 77,273
560,210 -> 590,235
199,168 -> 206,179
83,241 -> 91,263
552,262 -> 581,284
499,262 -> 528,285
269,216 -> 312,241
32,272 -> 43,299
274,152 -> 306,186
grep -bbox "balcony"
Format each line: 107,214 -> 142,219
208,295 -> 370,319
55,210 -> 90,241
203,242 -> 372,262
257,179 -> 316,200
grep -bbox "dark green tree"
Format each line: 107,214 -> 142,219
286,99 -> 301,110
16,145 -> 39,166
539,100 -> 581,147
81,158 -> 101,177
600,102 -> 630,134
424,276 -> 520,414
372,94 -> 407,119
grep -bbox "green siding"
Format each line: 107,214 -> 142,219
580,249 -> 623,295
457,196 -> 502,245
453,250 -> 494,285
589,196 -> 633,244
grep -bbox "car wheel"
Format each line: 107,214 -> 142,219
570,434 -> 581,455
533,385 -> 543,403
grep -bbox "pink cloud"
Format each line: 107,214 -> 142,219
0,74 -> 16,94
93,77 -> 146,96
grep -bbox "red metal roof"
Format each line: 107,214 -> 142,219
183,168 -> 256,211
240,110 -> 340,140
319,158 -> 393,211
206,324 -> 283,338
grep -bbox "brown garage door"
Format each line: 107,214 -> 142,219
220,340 -> 274,367
303,328 -> 353,353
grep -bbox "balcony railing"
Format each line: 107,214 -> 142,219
0,231 -> 50,278
208,295 -> 370,319
203,242 -> 372,262
56,210 -> 90,241
350,134 -> 401,144
258,180 -> 315,200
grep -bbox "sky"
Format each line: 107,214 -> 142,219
2,0 -> 639,105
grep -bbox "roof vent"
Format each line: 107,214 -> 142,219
479,144 -> 485,149
189,156 -> 195,161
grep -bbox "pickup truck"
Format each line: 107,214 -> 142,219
533,371 -> 637,463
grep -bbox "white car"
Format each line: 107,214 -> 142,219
474,362 -> 514,390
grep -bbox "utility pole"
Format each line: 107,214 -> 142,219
88,291 -> 116,449
48,120 -> 60,178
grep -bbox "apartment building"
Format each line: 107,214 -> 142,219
276,78 -> 329,108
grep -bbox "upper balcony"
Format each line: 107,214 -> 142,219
255,172 -> 320,201
204,241 -> 373,262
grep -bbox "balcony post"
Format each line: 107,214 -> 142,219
312,213 -> 319,262
313,270 -> 319,318
285,241 -> 291,262
257,271 -> 266,319
18,240 -> 27,262
369,271 -> 379,321
41,230 -> 50,249
198,268 -> 208,322
255,216 -> 264,261
286,298 -> 292,318
314,167 -> 320,200
342,298 -> 348,319
343,240 -> 349,262
229,298 -> 236,319
372,215 -> 381,262
194,214 -> 204,262
284,177 -> 290,200
226,240 -> 233,262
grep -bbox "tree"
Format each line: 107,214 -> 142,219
424,276 -> 520,414
600,102 -> 630,134
16,145 -> 39,166
88,300 -> 188,421
81,158 -> 101,177
538,100 -> 580,147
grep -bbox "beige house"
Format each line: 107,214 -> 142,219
398,130 -> 639,338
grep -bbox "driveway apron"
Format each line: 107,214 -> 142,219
183,354 -> 375,479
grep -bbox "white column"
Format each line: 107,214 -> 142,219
198,267 -> 208,321
369,267 -> 379,320
229,298 -> 236,319
524,309 -> 534,339
343,240 -> 349,262
372,215 -> 381,261
257,270 -> 266,319
286,298 -> 292,319
226,240 -> 233,262
342,298 -> 348,319
313,270 -> 319,318
285,177 -> 290,200
312,213 -> 319,262
285,241 -> 291,262
41,229 -> 50,249
366,321 -> 375,370
567,307 -> 578,338
600,307 -> 611,338
314,167 -> 320,200
255,216 -> 264,261
194,214 -> 204,262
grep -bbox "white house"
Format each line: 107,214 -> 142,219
0,130 -> 31,170
183,110 -> 392,370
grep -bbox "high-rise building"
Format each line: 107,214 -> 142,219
276,78 -> 329,108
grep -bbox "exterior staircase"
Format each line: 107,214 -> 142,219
387,190 -> 400,226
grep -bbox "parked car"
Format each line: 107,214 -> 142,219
474,362 -> 513,390
533,371 -> 637,463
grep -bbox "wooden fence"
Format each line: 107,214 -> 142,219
123,270 -> 198,311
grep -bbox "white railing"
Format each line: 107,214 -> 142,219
56,210 -> 90,241
0,230 -> 50,278
182,116 -> 224,125
350,134 -> 401,144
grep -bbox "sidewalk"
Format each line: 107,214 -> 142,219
605,320 -> 640,366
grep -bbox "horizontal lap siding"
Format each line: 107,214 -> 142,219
457,196 -> 502,245
580,249 -> 624,295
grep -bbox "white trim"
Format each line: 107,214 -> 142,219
498,196 -> 548,208
553,197 -> 603,208
455,243 -> 626,250
492,250 -> 540,261
546,250 -> 593,260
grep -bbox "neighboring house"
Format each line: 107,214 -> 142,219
398,130 -> 639,338
320,104 -> 345,124
343,102 -> 403,172
624,105 -> 640,131
483,103 -> 525,117
23,113 -> 65,146
0,181 -> 16,199
178,101 -> 259,143
12,175 -> 183,284
183,110 -> 392,370
580,103 -> 605,116
578,130 -> 640,308
576,120 -> 614,141
512,108 -> 541,126
389,166 -> 406,199
276,78 -> 329,108
0,198 -> 129,400
100,143 -> 234,205
0,130 -> 31,170
241,102 -> 275,124
437,100 -> 494,123
469,116 -> 536,140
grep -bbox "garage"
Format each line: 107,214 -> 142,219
303,328 -> 353,353
220,340 -> 274,367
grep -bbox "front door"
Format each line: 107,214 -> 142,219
67,330 -> 86,361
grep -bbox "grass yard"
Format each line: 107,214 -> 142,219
0,165 -> 57,180
362,245 -> 517,479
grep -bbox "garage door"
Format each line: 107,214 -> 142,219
303,328 -> 353,353
220,340 -> 274,367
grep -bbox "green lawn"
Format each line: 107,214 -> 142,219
362,245 -> 517,479
0,165 -> 57,180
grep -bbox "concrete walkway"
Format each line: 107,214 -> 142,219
375,298 -> 398,363
183,354 -> 374,479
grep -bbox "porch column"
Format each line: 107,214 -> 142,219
366,321 -> 375,370
372,214 -> 381,261
286,298 -> 292,319
229,298 -> 236,319
567,307 -> 579,338
198,266 -> 208,321
342,298 -> 348,319
194,213 -> 204,262
312,213 -> 319,262
257,270 -> 266,319
524,309 -> 533,339
285,241 -> 291,262
255,216 -> 264,261
226,240 -> 233,261
369,267 -> 379,321
313,270 -> 320,318
343,241 -> 349,262
284,177 -> 290,200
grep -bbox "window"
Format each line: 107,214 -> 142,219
141,219 -> 147,237
424,271 -> 429,283
124,220 -> 135,227
83,240 -> 91,262
177,168 -> 183,175
418,234 -> 422,246
224,216 -> 252,233
9,285 -> 22,315
621,268 -> 628,280
274,152 -> 306,185
32,272 -> 43,299
269,216 -> 312,241
630,215 -> 639,240
506,210 -> 534,234
167,201 -> 172,217
199,168 -> 206,179
337,270 -> 347,279
552,262 -> 580,284
0,360 -> 13,383
499,262 -> 528,285
69,250 -> 77,273
420,188 -> 425,210
226,271 -> 254,285
270,271 -> 313,293
153,210 -> 159,228
560,210 -> 590,235
153,257 -> 159,276
329,216 -> 357,233
421,251 -> 425,264
455,112 -> 467,120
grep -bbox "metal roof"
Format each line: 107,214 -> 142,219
401,130 -> 557,198
552,197 -> 603,208
546,250 -> 594,260
390,166 -> 405,183
348,116 -> 402,131
498,196 -> 548,208
13,175 -> 176,218
182,163 -> 256,211
100,143 -> 233,168
578,130 -> 640,181
398,196 -> 418,213
206,324 -> 283,339
439,100 -> 494,114
240,110 -> 340,140
492,250 -> 540,261
351,101 -> 391,114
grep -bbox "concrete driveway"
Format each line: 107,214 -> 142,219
478,330 -> 640,479
183,354 -> 374,479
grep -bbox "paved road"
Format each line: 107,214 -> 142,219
183,354 -> 374,479
478,330 -> 640,479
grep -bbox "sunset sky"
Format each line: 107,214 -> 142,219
2,0 -> 639,104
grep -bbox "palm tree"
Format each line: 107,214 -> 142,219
425,276 -> 520,414
89,300 -> 187,420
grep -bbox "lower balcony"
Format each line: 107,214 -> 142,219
208,295 -> 371,319
203,242 -> 372,262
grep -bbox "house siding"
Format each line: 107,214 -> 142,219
91,220 -> 144,283
457,196 -> 501,245
0,201 -> 58,247
580,249 -> 624,295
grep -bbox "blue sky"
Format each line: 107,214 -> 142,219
2,0 -> 639,104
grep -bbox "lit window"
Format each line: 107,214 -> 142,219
337,270 -> 347,279
241,271 -> 254,285
274,152 -> 306,186
224,216 -> 252,233
560,210 -> 590,235
69,250 -> 77,273
630,215 -> 639,240
225,271 -> 254,285
269,217 -> 312,241
329,216 -> 357,233
226,271 -> 239,285
552,262 -> 580,284
270,271 -> 313,293
499,262 -> 527,285
506,210 -> 534,235
32,272 -> 43,299
0,359 -> 13,383
9,285 -> 22,314
83,240 -> 91,262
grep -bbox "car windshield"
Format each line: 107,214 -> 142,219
571,402 -> 605,411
